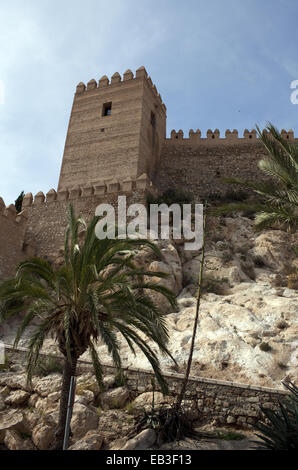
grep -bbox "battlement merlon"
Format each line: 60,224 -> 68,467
23,174 -> 156,208
74,66 -> 167,115
168,128 -> 296,143
0,197 -> 27,224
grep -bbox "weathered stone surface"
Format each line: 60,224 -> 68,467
5,390 -> 30,406
0,409 -> 25,443
121,429 -> 157,450
68,431 -> 103,450
0,396 -> 5,411
129,391 -> 170,413
101,387 -> 130,409
32,421 -> 55,450
33,374 -> 62,397
4,430 -> 35,450
0,373 -> 31,392
71,403 -> 99,440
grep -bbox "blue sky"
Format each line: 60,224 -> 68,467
1,0 -> 298,204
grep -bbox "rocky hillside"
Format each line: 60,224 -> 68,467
1,216 -> 297,389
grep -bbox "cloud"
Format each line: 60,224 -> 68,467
0,0 -> 298,204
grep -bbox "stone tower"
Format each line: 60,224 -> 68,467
58,66 -> 167,191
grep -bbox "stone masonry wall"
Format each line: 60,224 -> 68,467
5,345 -> 287,429
158,129 -> 298,200
0,200 -> 28,280
58,67 -> 166,191
22,174 -> 154,260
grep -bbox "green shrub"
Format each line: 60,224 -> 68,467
253,382 -> 298,450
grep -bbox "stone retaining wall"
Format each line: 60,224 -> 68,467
4,344 -> 287,429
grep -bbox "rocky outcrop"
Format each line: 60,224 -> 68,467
101,387 -> 130,410
68,431 -> 103,450
71,403 -> 99,440
121,429 -> 157,450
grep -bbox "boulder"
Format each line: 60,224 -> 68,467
32,420 -> 55,450
0,373 -> 32,392
0,410 -> 24,443
75,389 -> 94,404
68,431 -> 103,450
4,430 -> 35,450
33,374 -> 62,397
129,392 -> 171,414
101,387 -> 130,409
5,390 -> 30,406
103,375 -> 115,390
71,403 -> 99,440
121,429 -> 156,450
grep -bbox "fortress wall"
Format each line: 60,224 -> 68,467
157,129 -> 297,199
23,175 -> 153,260
0,200 -> 28,279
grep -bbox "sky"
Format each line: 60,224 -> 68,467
0,0 -> 298,204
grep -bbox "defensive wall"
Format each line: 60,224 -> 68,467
0,200 -> 28,279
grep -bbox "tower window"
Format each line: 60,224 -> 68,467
151,111 -> 156,129
102,102 -> 112,116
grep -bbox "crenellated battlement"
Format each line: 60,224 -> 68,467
75,66 -> 166,114
168,128 -> 296,143
23,174 -> 156,208
0,197 -> 27,225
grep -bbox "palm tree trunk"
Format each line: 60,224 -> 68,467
51,355 -> 77,450
176,209 -> 206,410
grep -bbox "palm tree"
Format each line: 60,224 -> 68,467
213,124 -> 298,232
0,205 -> 177,450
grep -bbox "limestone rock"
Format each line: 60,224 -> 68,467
71,403 -> 99,440
129,392 -> 171,413
0,410 -> 25,443
4,430 -> 35,450
68,431 -> 103,450
101,387 -> 130,409
103,375 -> 115,390
5,390 -> 30,406
0,396 -> 5,411
32,420 -> 55,450
33,373 -> 62,397
121,429 -> 156,450
0,373 -> 32,392
75,389 -> 94,404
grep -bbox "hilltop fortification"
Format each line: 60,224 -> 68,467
0,66 -> 297,277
